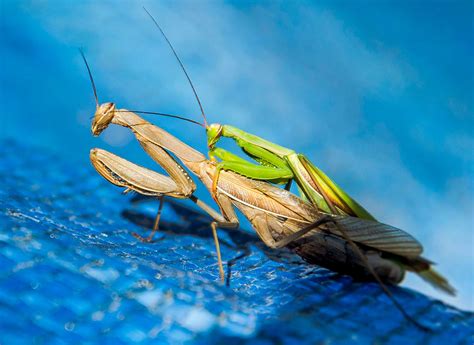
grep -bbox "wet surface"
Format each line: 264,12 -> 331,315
1,139 -> 473,344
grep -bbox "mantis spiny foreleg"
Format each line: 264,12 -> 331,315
90,147 -> 239,281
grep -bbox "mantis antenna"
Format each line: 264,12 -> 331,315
79,48 -> 99,108
119,110 -> 205,127
143,7 -> 209,128
79,49 -> 204,127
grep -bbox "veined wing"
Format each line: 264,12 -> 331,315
215,168 -> 318,223
299,155 -> 376,220
330,216 -> 423,258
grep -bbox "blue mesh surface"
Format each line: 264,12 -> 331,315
1,139 -> 473,344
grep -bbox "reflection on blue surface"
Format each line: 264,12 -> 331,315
1,140 -> 473,343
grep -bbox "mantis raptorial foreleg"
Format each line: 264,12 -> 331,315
91,147 -> 239,281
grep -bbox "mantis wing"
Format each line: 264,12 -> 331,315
330,216 -> 423,258
298,155 -> 376,220
223,173 -> 423,259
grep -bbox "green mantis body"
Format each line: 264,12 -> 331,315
207,124 -> 375,220
143,9 -> 375,221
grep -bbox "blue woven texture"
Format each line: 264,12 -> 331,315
1,139 -> 473,345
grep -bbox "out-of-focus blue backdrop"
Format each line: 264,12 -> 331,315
1,1 -> 472,311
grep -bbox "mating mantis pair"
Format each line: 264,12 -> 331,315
87,97 -> 449,330
82,10 -> 454,329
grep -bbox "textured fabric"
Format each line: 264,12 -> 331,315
1,139 -> 473,344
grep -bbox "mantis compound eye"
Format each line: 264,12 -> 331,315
91,102 -> 116,136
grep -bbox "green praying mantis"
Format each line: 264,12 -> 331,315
143,10 -> 374,221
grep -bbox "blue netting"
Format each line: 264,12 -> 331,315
0,139 -> 473,344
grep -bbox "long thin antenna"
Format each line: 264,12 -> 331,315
116,109 -> 204,127
143,7 -> 209,127
79,48 -> 99,107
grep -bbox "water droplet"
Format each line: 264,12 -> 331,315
64,322 -> 75,331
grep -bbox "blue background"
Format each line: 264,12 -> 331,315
1,0 -> 472,313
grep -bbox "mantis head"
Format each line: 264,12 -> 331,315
206,123 -> 223,149
91,102 -> 116,136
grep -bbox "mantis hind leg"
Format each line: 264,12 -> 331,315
250,211 -> 427,330
329,219 -> 429,331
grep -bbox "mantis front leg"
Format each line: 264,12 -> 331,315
90,148 -> 239,282
209,147 -> 293,197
